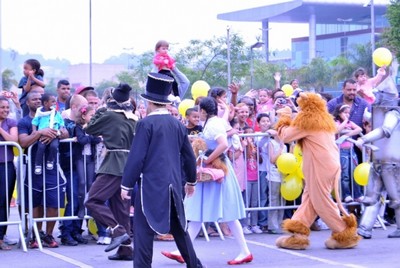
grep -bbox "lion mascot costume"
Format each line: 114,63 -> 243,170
275,92 -> 360,250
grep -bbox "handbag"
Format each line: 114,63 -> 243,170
196,166 -> 225,183
196,149 -> 225,183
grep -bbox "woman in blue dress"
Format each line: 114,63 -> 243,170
162,97 -> 253,265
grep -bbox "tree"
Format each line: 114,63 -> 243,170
382,0 -> 400,61
1,69 -> 17,90
292,57 -> 332,92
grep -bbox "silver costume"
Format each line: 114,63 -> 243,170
356,72 -> 400,239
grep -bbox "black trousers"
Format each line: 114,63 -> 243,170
134,192 -> 202,268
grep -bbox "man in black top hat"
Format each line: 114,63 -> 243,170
121,73 -> 203,268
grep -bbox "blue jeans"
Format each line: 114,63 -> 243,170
258,171 -> 268,227
340,148 -> 362,199
60,170 -> 83,237
0,162 -> 16,240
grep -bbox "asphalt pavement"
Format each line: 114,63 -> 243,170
1,206 -> 398,268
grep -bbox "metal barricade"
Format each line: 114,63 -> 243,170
26,138 -> 95,250
0,141 -> 27,251
237,133 -> 300,220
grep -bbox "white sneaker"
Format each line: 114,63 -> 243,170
251,225 -> 263,234
373,220 -> 382,228
102,236 -> 111,245
344,196 -> 353,203
4,235 -> 18,245
242,226 -> 252,235
97,236 -> 105,244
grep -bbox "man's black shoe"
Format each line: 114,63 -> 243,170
105,233 -> 130,252
61,237 -> 78,246
72,234 -> 88,244
108,253 -> 133,261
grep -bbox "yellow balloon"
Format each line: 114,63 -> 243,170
372,47 -> 392,67
293,144 -> 302,162
12,146 -> 20,156
281,84 -> 294,97
12,186 -> 17,199
178,99 -> 195,116
88,218 -> 98,235
281,174 -> 303,201
295,162 -> 304,180
191,80 -> 210,99
354,162 -> 370,186
59,208 -> 65,217
276,153 -> 297,174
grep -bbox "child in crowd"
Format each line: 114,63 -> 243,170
153,40 -> 179,101
235,103 -> 250,131
354,66 -> 386,104
209,87 -> 235,123
136,100 -> 147,119
239,96 -> 260,131
73,105 -> 102,218
18,59 -> 46,116
185,107 -> 203,136
265,123 -> 286,234
32,93 -> 64,175
257,88 -> 274,113
334,104 -> 363,203
243,126 -> 263,234
254,113 -> 273,231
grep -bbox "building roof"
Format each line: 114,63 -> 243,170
217,0 -> 390,25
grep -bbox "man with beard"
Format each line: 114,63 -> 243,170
327,79 -> 371,129
327,79 -> 371,168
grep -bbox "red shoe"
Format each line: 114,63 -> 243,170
227,254 -> 253,265
161,251 -> 185,264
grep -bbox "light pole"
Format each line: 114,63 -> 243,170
250,41 -> 264,89
337,18 -> 353,58
89,0 -> 93,86
371,0 -> 376,74
364,0 -> 376,74
227,26 -> 231,87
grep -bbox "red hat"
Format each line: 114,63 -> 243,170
75,86 -> 94,95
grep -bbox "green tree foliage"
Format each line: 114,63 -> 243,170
1,69 -> 17,90
382,0 -> 400,61
104,30 -> 387,96
292,57 -> 332,92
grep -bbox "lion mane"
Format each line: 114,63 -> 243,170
292,92 -> 337,133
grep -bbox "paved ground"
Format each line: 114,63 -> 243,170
1,207 -> 398,268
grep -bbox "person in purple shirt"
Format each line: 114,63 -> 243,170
327,79 -> 371,129
0,96 -> 18,250
327,78 -> 371,178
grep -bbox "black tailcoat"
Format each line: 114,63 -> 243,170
121,112 -> 196,234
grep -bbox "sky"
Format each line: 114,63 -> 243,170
1,0 -> 308,65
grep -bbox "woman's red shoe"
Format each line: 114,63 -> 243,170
227,254 -> 253,265
161,251 -> 185,264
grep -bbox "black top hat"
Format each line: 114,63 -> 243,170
141,73 -> 173,104
112,83 -> 132,103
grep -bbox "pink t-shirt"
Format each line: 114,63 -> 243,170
247,157 -> 258,181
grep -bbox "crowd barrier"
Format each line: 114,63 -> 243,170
0,141 -> 27,251
26,138 -> 88,251
19,133 -> 377,250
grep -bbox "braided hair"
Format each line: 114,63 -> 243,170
199,96 -> 218,127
